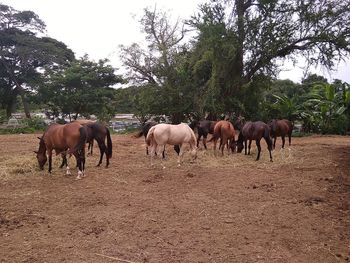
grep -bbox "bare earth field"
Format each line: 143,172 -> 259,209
0,133 -> 349,263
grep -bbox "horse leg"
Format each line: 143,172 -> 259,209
213,138 -> 218,156
288,132 -> 292,146
264,137 -> 273,162
59,152 -> 67,168
281,136 -> 286,149
203,134 -> 208,150
48,149 -> 53,173
150,143 -> 157,167
248,140 -> 252,155
244,139 -> 248,155
75,151 -> 84,180
162,145 -> 166,159
273,136 -> 276,149
197,133 -> 202,148
255,140 -> 261,161
157,144 -> 166,169
177,144 -> 184,167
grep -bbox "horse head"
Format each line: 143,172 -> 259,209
233,116 -> 245,131
35,137 -> 47,170
236,132 -> 245,153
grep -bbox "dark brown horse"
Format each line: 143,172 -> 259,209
35,122 -> 87,179
84,122 -> 112,167
189,120 -> 217,149
74,119 -> 95,155
268,119 -> 293,149
210,120 -> 236,156
237,121 -> 273,162
135,121 -> 180,158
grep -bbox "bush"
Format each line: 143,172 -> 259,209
25,117 -> 48,130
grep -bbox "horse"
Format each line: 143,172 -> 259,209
232,115 -> 245,131
236,121 -> 273,162
59,121 -> 112,168
84,122 -> 112,167
146,123 -> 197,168
189,120 -> 217,149
35,122 -> 87,179
268,119 -> 293,149
135,121 -> 180,158
209,120 -> 236,156
74,119 -> 95,155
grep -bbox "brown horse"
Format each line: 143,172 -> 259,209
60,121 -> 112,168
209,120 -> 236,156
189,120 -> 217,149
268,119 -> 293,149
237,121 -> 273,162
35,122 -> 87,179
146,123 -> 197,168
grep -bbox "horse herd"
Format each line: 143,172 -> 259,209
34,118 -> 293,179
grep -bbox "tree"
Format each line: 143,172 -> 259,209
38,56 -> 123,122
0,4 -> 74,118
120,7 -> 194,123
189,0 -> 350,112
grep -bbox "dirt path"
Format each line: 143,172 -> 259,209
0,134 -> 349,263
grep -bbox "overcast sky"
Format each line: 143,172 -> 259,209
2,0 -> 350,84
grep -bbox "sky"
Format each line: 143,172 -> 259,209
2,0 -> 350,84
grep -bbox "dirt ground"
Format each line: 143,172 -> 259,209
0,133 -> 349,263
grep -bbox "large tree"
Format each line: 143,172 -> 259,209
0,4 -> 74,118
189,0 -> 350,112
38,56 -> 123,122
119,7 -> 194,123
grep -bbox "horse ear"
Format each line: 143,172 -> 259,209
37,136 -> 41,140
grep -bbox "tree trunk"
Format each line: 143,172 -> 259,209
18,88 -> 31,118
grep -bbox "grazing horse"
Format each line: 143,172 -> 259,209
210,120 -> 236,156
236,121 -> 273,162
268,119 -> 293,149
189,120 -> 217,149
232,115 -> 245,131
146,123 -> 197,168
135,121 -> 180,158
35,122 -> 87,179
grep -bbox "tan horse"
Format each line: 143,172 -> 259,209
146,123 -> 197,168
35,122 -> 87,179
210,120 -> 236,156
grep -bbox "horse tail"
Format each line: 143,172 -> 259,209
106,127 -> 112,158
264,126 -> 273,150
134,130 -> 144,138
71,126 -> 87,154
146,126 -> 156,146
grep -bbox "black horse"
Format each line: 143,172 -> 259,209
189,120 -> 217,149
236,121 -> 273,162
135,121 -> 180,158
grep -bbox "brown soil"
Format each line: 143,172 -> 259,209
0,134 -> 349,263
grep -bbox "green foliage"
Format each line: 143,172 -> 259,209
38,55 -> 123,122
0,4 -> 74,118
